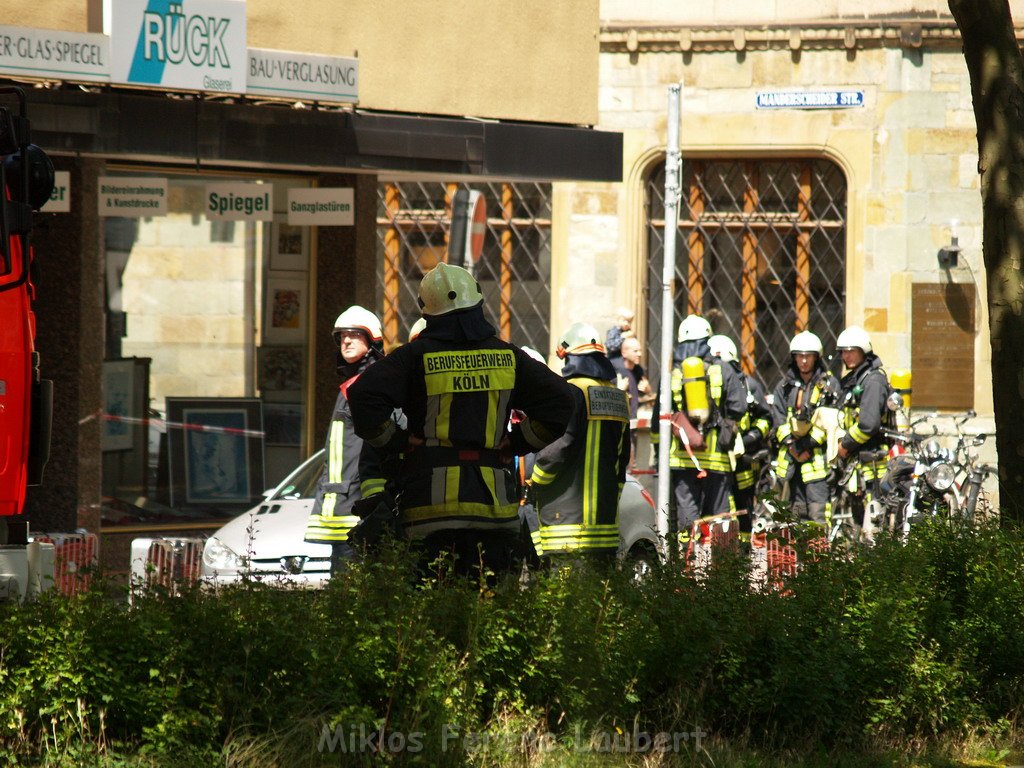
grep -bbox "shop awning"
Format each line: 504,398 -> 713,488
24,87 -> 623,182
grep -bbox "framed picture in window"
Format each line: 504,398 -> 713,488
166,397 -> 265,508
270,216 -> 308,272
257,345 -> 304,392
263,276 -> 307,343
263,402 -> 303,446
102,359 -> 137,452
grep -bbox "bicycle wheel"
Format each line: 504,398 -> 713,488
828,490 -> 859,549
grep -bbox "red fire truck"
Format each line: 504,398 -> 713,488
0,86 -> 55,598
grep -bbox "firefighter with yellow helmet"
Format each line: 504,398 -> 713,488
304,305 -> 387,572
651,314 -> 747,547
708,334 -> 771,536
770,330 -> 840,526
347,263 -> 574,576
528,322 -> 631,561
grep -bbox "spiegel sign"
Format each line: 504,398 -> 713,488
110,0 -> 247,93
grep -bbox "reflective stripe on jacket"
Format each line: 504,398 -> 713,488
661,359 -> 746,473
348,337 -> 574,538
305,386 -> 363,544
770,367 -> 839,484
531,377 -> 631,555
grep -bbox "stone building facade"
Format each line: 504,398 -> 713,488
550,1 -> 1024,432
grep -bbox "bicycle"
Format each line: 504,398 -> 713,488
948,410 -> 997,519
827,449 -> 891,546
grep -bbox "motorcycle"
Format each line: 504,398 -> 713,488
879,430 -> 958,538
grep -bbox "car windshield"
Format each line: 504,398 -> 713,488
271,451 -> 324,500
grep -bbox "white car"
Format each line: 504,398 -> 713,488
201,450 -> 660,585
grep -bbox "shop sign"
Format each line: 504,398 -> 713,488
0,25 -> 109,83
205,182 -> 273,221
110,0 -> 247,93
41,171 -> 71,213
756,90 -> 864,109
248,48 -> 358,103
287,188 -> 354,226
98,176 -> 168,217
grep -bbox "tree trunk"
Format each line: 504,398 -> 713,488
949,0 -> 1024,521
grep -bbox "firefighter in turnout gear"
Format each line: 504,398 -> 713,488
836,325 -> 891,528
651,315 -> 748,548
348,263 -> 574,576
305,306 -> 387,573
528,323 -> 631,561
708,335 -> 771,539
770,331 -> 840,526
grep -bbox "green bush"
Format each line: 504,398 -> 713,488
1,520 -> 1023,766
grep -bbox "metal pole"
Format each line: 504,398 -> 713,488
657,84 -> 681,542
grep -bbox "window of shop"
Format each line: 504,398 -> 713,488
101,173 -> 314,527
375,181 -> 553,351
645,158 -> 847,389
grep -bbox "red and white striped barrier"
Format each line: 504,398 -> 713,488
129,537 -> 205,601
31,532 -> 99,596
78,410 -> 264,438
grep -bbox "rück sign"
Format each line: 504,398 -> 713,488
205,182 -> 273,221
110,0 -> 247,93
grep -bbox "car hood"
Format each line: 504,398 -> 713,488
211,499 -> 331,561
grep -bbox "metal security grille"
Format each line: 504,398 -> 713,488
375,181 -> 553,351
646,158 -> 847,389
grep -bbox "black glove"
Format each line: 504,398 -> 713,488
717,419 -> 737,452
793,435 -> 817,455
348,493 -> 400,551
741,430 -> 762,454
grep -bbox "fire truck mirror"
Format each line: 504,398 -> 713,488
3,144 -> 55,211
0,108 -> 16,156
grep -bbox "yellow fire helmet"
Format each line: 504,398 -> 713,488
557,322 -> 605,358
417,263 -> 483,316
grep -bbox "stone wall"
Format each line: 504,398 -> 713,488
553,36 -> 992,418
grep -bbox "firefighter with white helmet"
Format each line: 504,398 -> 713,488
305,305 -> 387,572
709,335 -> 771,537
528,323 -> 631,561
835,325 -> 891,531
651,314 -> 747,549
348,263 -> 574,577
770,330 -> 840,527
408,317 -> 427,342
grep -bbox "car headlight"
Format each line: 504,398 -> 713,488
925,462 -> 955,492
203,537 -> 243,571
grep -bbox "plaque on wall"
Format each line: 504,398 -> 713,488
911,283 -> 976,410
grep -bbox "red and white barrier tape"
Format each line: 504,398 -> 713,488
79,410 -> 264,438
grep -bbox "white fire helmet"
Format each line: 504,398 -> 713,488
408,317 -> 427,342
707,334 -> 738,363
333,306 -> 383,343
789,330 -> 824,356
677,314 -> 712,343
521,346 -> 546,363
836,325 -> 872,354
